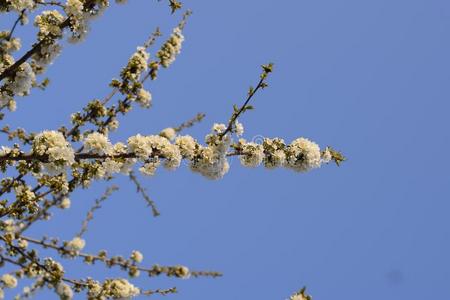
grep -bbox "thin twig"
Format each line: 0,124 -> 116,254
77,185 -> 119,237
6,9 -> 26,41
128,171 -> 160,217
173,113 -> 205,133
218,63 -> 273,138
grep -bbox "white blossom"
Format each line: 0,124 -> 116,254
14,185 -> 36,203
87,281 -> 103,299
212,123 -> 226,134
56,282 -> 73,300
0,92 -> 13,110
135,88 -> 152,108
0,35 -> 21,53
65,0 -> 83,17
108,119 -> 120,131
66,237 -> 85,252
33,131 -> 75,174
100,159 -> 124,177
262,138 -> 286,169
0,147 -> 11,157
59,197 -> 71,209
7,100 -> 16,112
127,134 -> 152,160
17,239 -> 28,249
139,160 -> 160,176
239,141 -> 264,168
190,145 -> 230,180
285,138 -> 322,172
321,147 -> 332,163
175,135 -> 197,159
1,274 -> 17,288
157,27 -> 184,68
235,120 -> 244,136
34,10 -> 65,39
159,127 -> 176,141
10,62 -> 35,96
128,134 -> 181,172
130,250 -> 143,263
2,219 -> 16,234
178,266 -> 190,279
123,47 -> 149,80
84,132 -> 112,155
0,53 -> 15,73
33,42 -> 62,68
102,278 -> 140,298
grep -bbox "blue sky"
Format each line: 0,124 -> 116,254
2,0 -> 450,299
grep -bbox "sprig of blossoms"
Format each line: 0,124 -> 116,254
34,10 -> 65,40
156,26 -> 185,68
3,124 -> 341,182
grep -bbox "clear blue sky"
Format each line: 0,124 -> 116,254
2,0 -> 450,299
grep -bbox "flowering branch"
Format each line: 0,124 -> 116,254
18,236 -> 222,279
0,1 -> 345,298
0,18 -> 70,82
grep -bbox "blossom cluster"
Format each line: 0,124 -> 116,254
34,10 -> 65,40
90,278 -> 140,299
116,46 -> 153,108
156,26 -> 185,68
0,273 -> 18,299
32,130 -> 75,175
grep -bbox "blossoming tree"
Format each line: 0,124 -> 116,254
0,0 -> 344,299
